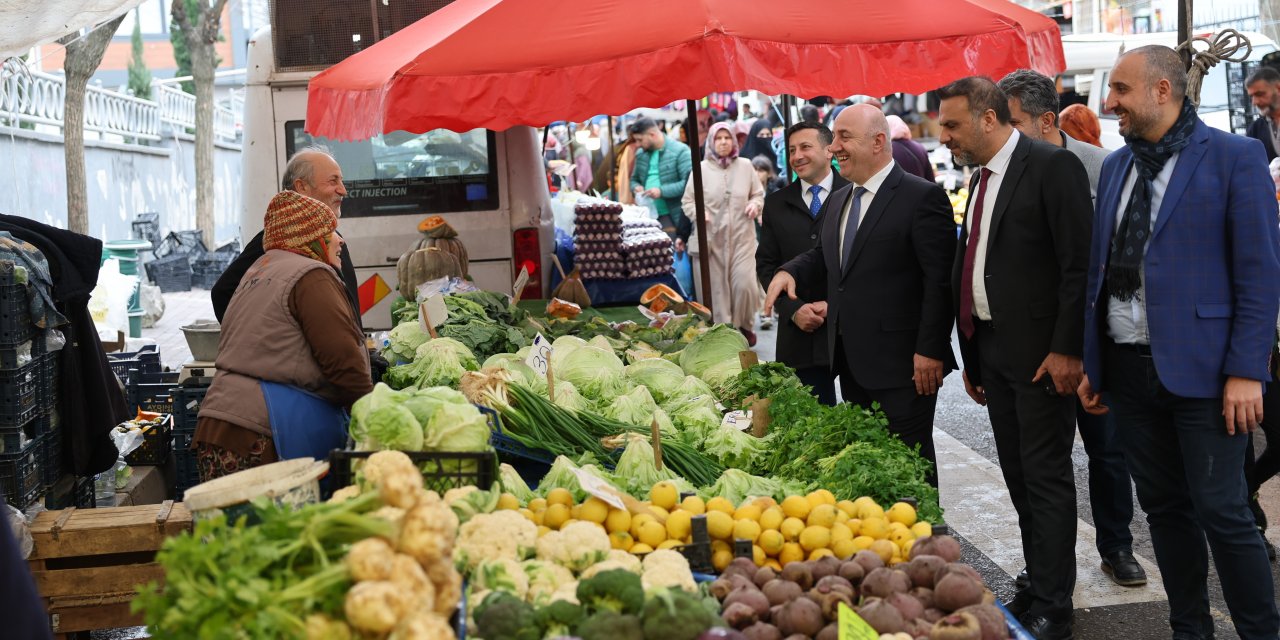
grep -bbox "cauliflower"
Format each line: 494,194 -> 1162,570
549,580 -> 580,605
432,562 -> 463,615
522,559 -> 575,605
389,611 -> 456,640
304,614 -> 353,640
640,549 -> 697,592
344,580 -> 408,634
443,486 -> 478,505
604,550 -> 643,573
389,553 -> 436,609
327,485 -> 361,503
456,510 -> 537,571
346,537 -> 396,582
535,530 -> 563,563
399,499 -> 458,566
472,557 -> 530,600
361,450 -> 424,509
581,559 -> 638,580
536,521 -> 611,573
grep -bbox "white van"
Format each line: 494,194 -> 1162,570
1060,31 -> 1277,149
240,24 -> 553,331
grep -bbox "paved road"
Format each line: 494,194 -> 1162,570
752,316 -> 1280,639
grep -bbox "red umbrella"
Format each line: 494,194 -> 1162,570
305,0 -> 1064,140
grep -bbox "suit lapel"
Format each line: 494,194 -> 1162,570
985,135 -> 1029,250
1151,121 -> 1210,240
824,185 -> 851,278
783,182 -> 809,218
843,165 -> 903,276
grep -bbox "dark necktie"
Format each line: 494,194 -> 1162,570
958,168 -> 993,339
808,185 -> 824,218
840,187 -> 868,269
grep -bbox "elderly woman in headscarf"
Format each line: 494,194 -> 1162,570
681,121 -> 766,345
193,191 -> 373,481
886,114 -> 935,182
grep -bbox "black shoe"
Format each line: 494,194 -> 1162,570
1014,567 -> 1030,590
1249,493 -> 1268,530
1100,550 -> 1148,587
1171,633 -> 1214,640
1022,615 -> 1074,640
1264,534 -> 1277,562
1002,589 -> 1033,619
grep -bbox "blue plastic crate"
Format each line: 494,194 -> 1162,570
0,357 -> 42,428
0,432 -> 42,509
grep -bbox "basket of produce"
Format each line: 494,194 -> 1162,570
118,412 -> 173,466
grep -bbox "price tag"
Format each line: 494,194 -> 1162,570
512,266 -> 531,304
525,333 -> 552,377
837,602 -> 880,640
570,467 -> 627,510
720,410 -> 751,432
418,294 -> 448,334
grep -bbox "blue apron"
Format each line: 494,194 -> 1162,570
259,381 -> 349,461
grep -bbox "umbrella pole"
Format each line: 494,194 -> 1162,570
781,95 -> 795,181
608,115 -> 616,198
1178,0 -> 1192,71
685,99 -> 712,312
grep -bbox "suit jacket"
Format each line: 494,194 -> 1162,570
782,164 -> 958,389
630,136 -> 694,240
756,171 -> 850,370
1246,117 -> 1278,163
1083,119 -> 1280,398
953,135 -> 1093,387
212,230 -> 362,330
1061,131 -> 1110,201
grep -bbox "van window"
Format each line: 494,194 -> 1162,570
285,122 -> 500,218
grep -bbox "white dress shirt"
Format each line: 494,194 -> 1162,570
838,160 -> 896,266
966,130 -> 1020,321
801,171 -> 836,211
1106,152 -> 1179,345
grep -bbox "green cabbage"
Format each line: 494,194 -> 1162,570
697,469 -> 787,505
399,386 -> 470,427
349,383 -> 490,455
662,376 -> 719,415
612,436 -> 694,498
384,322 -> 429,365
500,463 -> 536,503
672,404 -> 721,448
383,336 -> 479,389
350,383 -> 412,449
653,408 -> 677,440
550,335 -> 587,369
551,380 -> 589,414
679,324 -> 749,378
484,353 -> 544,391
537,455 -> 616,501
556,345 -> 625,400
424,400 -> 492,452
364,404 -> 424,451
624,358 -> 686,403
605,386 -> 659,427
701,426 -> 771,472
701,358 -> 746,399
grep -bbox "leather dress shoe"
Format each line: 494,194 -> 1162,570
1014,567 -> 1030,590
1021,615 -> 1074,640
1100,550 -> 1148,586
1002,589 -> 1033,619
1171,634 -> 1213,640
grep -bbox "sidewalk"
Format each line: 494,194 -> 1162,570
140,289 -> 217,370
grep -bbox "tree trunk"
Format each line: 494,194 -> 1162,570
172,0 -> 228,249
60,15 -> 125,235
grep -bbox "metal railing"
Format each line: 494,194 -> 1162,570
0,68 -> 240,144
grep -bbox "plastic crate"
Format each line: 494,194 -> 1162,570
39,417 -> 59,486
328,449 -> 496,496
42,474 -> 76,510
174,448 -> 199,501
128,382 -> 175,415
123,414 -> 173,466
38,350 -> 57,410
171,384 -> 209,433
106,345 -> 162,381
132,212 -> 160,248
0,412 -> 44,455
0,283 -> 34,346
0,357 -> 42,428
0,433 -> 43,509
73,475 -> 95,508
0,335 -> 42,371
145,254 -> 193,293
191,252 -> 237,290
153,231 -> 208,259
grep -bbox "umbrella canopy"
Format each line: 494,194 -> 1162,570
963,0 -> 1066,76
306,0 -> 1065,139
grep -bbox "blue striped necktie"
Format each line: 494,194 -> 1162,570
808,185 -> 823,218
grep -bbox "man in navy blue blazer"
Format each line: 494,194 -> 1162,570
1078,45 -> 1280,640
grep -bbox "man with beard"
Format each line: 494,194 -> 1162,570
939,76 -> 1092,639
1246,66 -> 1280,162
630,117 -> 693,247
1079,45 -> 1280,640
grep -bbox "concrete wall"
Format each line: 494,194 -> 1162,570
0,127 -> 241,247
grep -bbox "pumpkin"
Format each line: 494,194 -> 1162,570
396,247 -> 462,298
640,283 -> 683,306
408,216 -> 470,277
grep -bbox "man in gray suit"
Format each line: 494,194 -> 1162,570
998,69 -> 1148,590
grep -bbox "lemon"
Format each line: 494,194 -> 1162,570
666,510 -> 693,540
570,504 -> 582,520
809,489 -> 837,506
887,502 -> 918,527
706,496 -> 736,515
658,539 -> 684,551
605,508 -> 632,534
835,510 -> 850,524
807,504 -> 838,528
861,517 -> 890,540
852,535 -> 876,551
537,525 -> 552,537
857,501 -> 886,521
911,522 -> 933,538
846,518 -> 862,536
647,505 -> 670,522
851,496 -> 878,516
759,529 -> 785,556
779,542 -> 805,566
650,482 -> 679,511
532,510 -> 545,526
706,510 -> 734,540
836,500 -> 859,518
753,496 -> 780,511
809,548 -> 835,561
497,493 -> 521,510
609,530 -> 634,550
830,522 -> 854,544
759,507 -> 785,531
712,548 -> 734,571
518,508 -> 537,523
638,520 -> 667,548
901,537 -> 916,558
764,558 -> 782,572
832,538 -> 859,559
528,498 -> 548,512
869,539 -> 897,564
889,527 -> 916,548
780,517 -> 806,542
711,539 -> 732,555
799,525 -> 832,552
579,497 -> 609,524
630,543 -> 654,555
680,495 -> 706,515
733,503 -> 763,522
889,556 -> 909,567
733,518 -> 763,543
546,488 -> 574,508
630,513 -> 656,539
781,495 -> 812,520
752,544 -> 767,566
540,505 -> 564,527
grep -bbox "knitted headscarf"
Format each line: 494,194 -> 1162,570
1060,103 -> 1103,148
262,190 -> 338,264
704,121 -> 739,169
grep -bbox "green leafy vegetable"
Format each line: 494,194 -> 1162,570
699,426 -> 770,473
678,324 -> 748,379
384,321 -> 429,365
557,345 -> 626,401
383,336 -> 478,389
623,358 -> 686,403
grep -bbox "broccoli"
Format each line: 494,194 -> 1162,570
575,568 -> 645,615
536,600 -> 585,638
575,611 -> 645,640
640,587 -> 722,640
474,591 -> 540,640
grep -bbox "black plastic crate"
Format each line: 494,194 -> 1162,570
0,414 -> 42,455
145,254 -> 193,293
0,357 -> 42,428
42,474 -> 76,510
153,231 -> 208,260
122,414 -> 173,466
38,350 -> 57,411
171,385 -> 208,433
40,420 -> 60,486
74,475 -> 95,508
174,449 -> 199,500
0,433 -> 42,509
0,335 -> 43,371
327,449 -> 496,497
0,283 -> 34,347
132,212 -> 160,247
128,381 -> 175,416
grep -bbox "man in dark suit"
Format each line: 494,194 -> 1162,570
939,76 -> 1092,639
1245,65 -> 1280,162
1079,46 -> 1280,640
756,122 -> 848,405
764,105 -> 957,486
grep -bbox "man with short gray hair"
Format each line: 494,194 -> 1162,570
999,70 -> 1110,200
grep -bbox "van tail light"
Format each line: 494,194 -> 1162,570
512,228 -> 543,300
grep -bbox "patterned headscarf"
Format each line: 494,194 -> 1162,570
262,190 -> 338,264
886,115 -> 912,141
704,121 -> 740,169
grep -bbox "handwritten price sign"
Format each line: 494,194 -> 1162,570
525,333 -> 552,377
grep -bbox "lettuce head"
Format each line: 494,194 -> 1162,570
679,324 -> 749,378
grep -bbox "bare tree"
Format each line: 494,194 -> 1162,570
171,0 -> 229,249
60,14 -> 126,235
